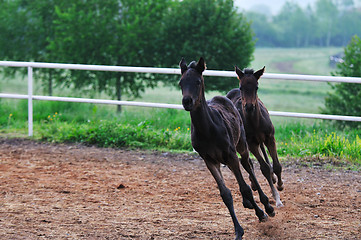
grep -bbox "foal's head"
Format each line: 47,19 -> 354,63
235,66 -> 265,114
179,57 -> 206,111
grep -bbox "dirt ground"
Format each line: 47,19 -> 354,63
0,138 -> 360,240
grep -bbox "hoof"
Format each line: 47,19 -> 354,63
276,200 -> 284,208
266,206 -> 275,217
235,235 -> 243,240
259,213 -> 269,222
277,183 -> 284,191
235,228 -> 244,240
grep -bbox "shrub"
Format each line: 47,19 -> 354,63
323,35 -> 361,129
36,120 -> 192,151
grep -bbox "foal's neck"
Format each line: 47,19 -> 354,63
190,95 -> 212,134
245,99 -> 261,127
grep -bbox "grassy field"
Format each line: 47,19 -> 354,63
252,47 -> 342,114
1,47 -> 360,167
123,47 -> 343,117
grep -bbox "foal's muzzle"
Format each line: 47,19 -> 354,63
182,96 -> 194,111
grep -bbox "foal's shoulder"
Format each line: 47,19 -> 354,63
258,98 -> 274,128
258,99 -> 270,115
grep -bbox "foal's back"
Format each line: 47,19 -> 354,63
207,96 -> 241,144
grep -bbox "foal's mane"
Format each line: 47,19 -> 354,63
243,68 -> 254,75
188,61 -> 197,69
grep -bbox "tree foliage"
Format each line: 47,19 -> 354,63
247,0 -> 361,47
0,0 -> 65,95
160,0 -> 255,92
323,35 -> 361,129
47,0 -> 169,107
1,0 -> 255,99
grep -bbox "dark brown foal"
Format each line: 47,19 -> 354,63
226,66 -> 284,207
179,58 -> 271,240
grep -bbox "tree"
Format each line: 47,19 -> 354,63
314,0 -> 338,46
273,1 -> 313,47
323,35 -> 361,129
0,0 -> 27,61
1,0 -> 257,102
0,0 -> 61,96
244,0 -> 361,48
48,0 -> 169,111
245,12 -> 279,47
334,1 -> 361,46
159,0 -> 255,92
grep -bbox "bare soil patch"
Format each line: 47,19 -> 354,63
0,138 -> 360,239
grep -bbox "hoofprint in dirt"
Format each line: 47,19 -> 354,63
0,138 -> 360,240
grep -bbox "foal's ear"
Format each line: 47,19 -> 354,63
179,58 -> 188,75
235,66 -> 244,80
195,57 -> 206,74
254,66 -> 265,80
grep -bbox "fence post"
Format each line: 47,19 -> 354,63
28,66 -> 33,136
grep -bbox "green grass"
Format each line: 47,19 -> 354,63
1,47 -> 360,168
251,47 -> 343,114
274,121 -> 361,166
35,119 -> 192,152
251,47 -> 342,74
1,99 -> 360,167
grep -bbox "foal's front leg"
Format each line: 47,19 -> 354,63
205,161 -> 244,240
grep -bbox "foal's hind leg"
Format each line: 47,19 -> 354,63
227,155 -> 268,222
260,144 -> 277,184
264,136 -> 284,192
249,144 -> 283,207
237,147 -> 275,217
205,161 -> 244,240
247,159 -> 258,191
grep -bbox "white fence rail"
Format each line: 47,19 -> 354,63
1,60 -> 361,137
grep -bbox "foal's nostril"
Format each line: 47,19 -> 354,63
182,96 -> 191,105
182,96 -> 193,110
